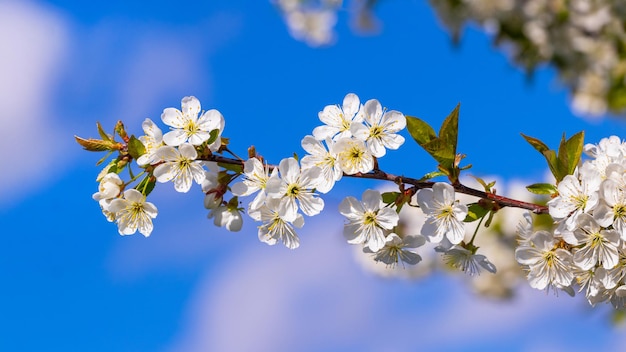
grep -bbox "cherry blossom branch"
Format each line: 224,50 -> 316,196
201,153 -> 549,215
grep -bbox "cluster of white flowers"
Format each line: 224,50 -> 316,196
516,136 -> 626,308
92,96 -> 226,237
428,0 -> 626,117
233,93 -> 406,249
347,181 -> 499,276
233,157 -> 324,249
315,94 -> 426,266
353,180 -> 532,298
273,0 -> 341,46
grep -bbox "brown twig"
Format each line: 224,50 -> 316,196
199,154 -> 549,215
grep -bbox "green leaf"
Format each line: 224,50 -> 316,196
464,203 -> 489,222
127,135 -> 146,160
521,133 -> 550,154
522,132 -> 585,183
542,149 -> 561,181
74,135 -> 120,152
423,138 -> 455,169
406,105 -> 461,177
438,103 -> 459,159
526,183 -> 558,195
219,162 -> 243,173
206,129 -> 220,146
405,115 -> 436,146
135,175 -> 156,197
558,131 -> 584,177
381,192 -> 400,204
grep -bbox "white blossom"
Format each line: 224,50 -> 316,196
548,167 -> 600,233
161,96 -> 224,150
249,198 -> 304,249
416,182 -> 468,245
153,144 -> 206,193
350,98 -> 406,157
440,246 -> 497,276
570,214 -> 620,270
266,157 -> 324,221
595,168 -> 626,239
231,158 -> 276,211
136,118 -> 164,166
365,233 -> 425,267
92,172 -> 123,202
201,162 -> 222,209
332,137 -> 374,175
108,189 -> 158,237
515,231 -> 574,291
313,93 -> 363,141
300,135 -> 342,193
209,205 -> 243,232
339,189 -> 399,252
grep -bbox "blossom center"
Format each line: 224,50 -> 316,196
590,232 -> 604,248
350,146 -> 363,159
571,194 -> 588,210
287,184 -> 300,197
184,120 -> 199,136
363,211 -> 377,226
542,251 -> 556,268
437,205 -> 454,220
369,125 -> 383,139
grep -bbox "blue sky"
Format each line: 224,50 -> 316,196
2,0 -> 626,351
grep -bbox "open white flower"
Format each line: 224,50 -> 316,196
365,233 -> 425,267
161,96 -> 224,150
300,135 -> 342,193
108,189 -> 158,237
332,137 -> 374,175
548,167 -> 600,233
154,143 -> 206,193
416,182 -> 468,245
249,198 -> 304,249
266,157 -> 324,221
136,118 -> 164,166
312,93 -> 363,141
570,214 -> 620,270
339,189 -> 399,252
440,246 -> 497,276
595,172 -> 626,239
515,230 -> 574,290
350,98 -> 406,157
584,136 -> 626,175
231,158 -> 276,211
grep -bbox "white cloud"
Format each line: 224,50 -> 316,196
166,212 -> 382,352
66,12 -> 242,132
0,1 -> 70,206
0,0 -> 241,207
